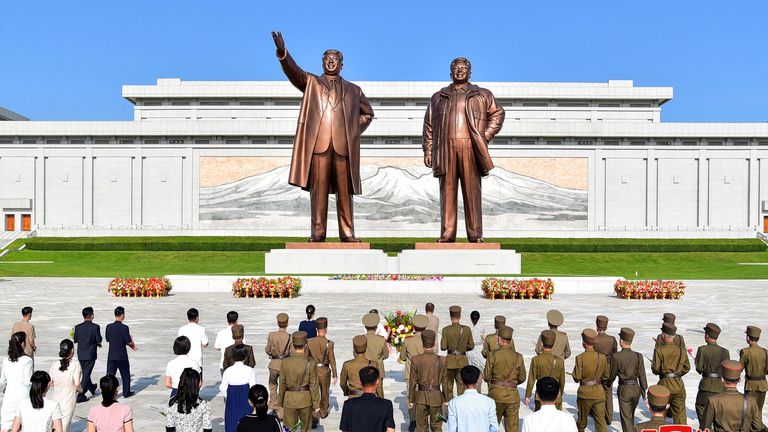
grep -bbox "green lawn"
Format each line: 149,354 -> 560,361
1,249 -> 766,279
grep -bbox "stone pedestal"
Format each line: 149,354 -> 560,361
265,245 -> 388,274
414,242 -> 501,250
285,242 -> 371,249
397,247 -> 521,275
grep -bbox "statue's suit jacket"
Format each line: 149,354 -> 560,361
277,50 -> 374,195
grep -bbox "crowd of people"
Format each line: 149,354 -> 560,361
0,303 -> 766,432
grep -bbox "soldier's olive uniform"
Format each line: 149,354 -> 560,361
573,329 -> 610,432
525,330 -> 566,411
440,306 -> 474,399
695,323 -> 729,425
739,326 -> 768,420
408,331 -> 448,432
305,318 -> 336,420
651,322 -> 690,426
278,332 -> 320,432
608,328 -> 647,432
265,313 -> 292,415
595,316 -> 618,425
701,359 -> 765,432
484,326 -> 526,432
633,385 -> 670,432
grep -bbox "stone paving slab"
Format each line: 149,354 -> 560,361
0,277 -> 767,431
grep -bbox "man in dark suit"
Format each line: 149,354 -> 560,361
340,366 -> 395,432
74,306 -> 102,402
105,306 -> 136,398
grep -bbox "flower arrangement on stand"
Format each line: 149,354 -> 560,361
614,280 -> 686,299
232,276 -> 302,299
329,274 -> 444,281
382,310 -> 416,349
108,277 -> 172,297
481,278 -> 554,300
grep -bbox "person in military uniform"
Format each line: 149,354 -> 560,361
278,331 -> 320,432
740,325 -> 768,423
401,314 -> 428,432
223,324 -> 256,370
362,312 -> 389,362
483,315 -> 515,358
305,317 -> 337,428
340,335 -> 384,398
573,328 -> 610,432
694,322 -> 729,426
651,322 -> 690,426
633,385 -> 670,432
441,305 -> 474,399
484,325 -> 525,432
265,312 -> 292,416
525,329 -> 565,411
608,327 -> 647,432
654,313 -> 686,348
701,359 -> 765,432
408,330 -> 448,432
595,315 -> 618,426
536,309 -> 571,359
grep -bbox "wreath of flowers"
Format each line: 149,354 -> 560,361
614,280 -> 685,300
481,278 -> 555,300
232,276 -> 302,299
108,277 -> 172,297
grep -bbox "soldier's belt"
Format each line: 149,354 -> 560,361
704,373 -> 722,378
417,384 -> 441,391
746,375 -> 767,381
286,385 -> 310,392
490,379 -> 518,389
618,378 -> 639,385
317,363 -> 329,368
579,380 -> 600,386
347,389 -> 363,396
448,350 -> 466,356
661,373 -> 681,379
269,355 -> 286,360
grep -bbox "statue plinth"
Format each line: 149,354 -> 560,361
414,242 -> 500,250
285,242 -> 371,250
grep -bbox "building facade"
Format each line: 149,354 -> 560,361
1,78 -> 767,237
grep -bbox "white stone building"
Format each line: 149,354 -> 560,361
1,78 -> 767,237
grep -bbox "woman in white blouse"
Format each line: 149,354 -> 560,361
220,345 -> 257,432
0,332 -> 34,432
48,339 -> 82,432
165,336 -> 201,398
11,370 -> 63,432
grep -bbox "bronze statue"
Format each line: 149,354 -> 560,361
423,58 -> 505,243
271,31 -> 374,242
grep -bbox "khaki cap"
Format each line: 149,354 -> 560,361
746,326 -> 762,339
292,331 -> 308,346
421,330 -> 436,348
582,328 -> 597,344
722,359 -> 744,381
316,317 -> 328,330
449,305 -> 461,318
661,322 -> 677,336
498,325 -> 513,340
596,315 -> 609,330
362,313 -> 380,328
546,310 -> 564,326
646,385 -> 671,406
412,314 -> 429,330
352,335 -> 368,353
231,324 -> 244,338
494,315 -> 506,329
662,313 -> 676,324
541,330 -> 556,346
619,327 -> 635,344
277,313 -> 289,326
704,323 -> 721,339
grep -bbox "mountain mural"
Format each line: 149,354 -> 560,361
199,164 -> 588,230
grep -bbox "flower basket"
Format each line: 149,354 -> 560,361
383,310 -> 416,349
481,278 -> 554,300
108,277 -> 172,298
232,277 -> 302,299
614,280 -> 685,300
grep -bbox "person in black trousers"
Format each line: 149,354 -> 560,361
105,306 -> 136,398
74,306 -> 102,402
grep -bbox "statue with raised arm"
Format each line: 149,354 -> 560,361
271,31 -> 374,242
423,57 -> 505,243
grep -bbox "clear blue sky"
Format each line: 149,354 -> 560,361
2,1 -> 767,122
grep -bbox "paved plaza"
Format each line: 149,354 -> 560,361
0,277 -> 767,431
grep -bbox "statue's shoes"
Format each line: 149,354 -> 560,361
341,236 -> 362,243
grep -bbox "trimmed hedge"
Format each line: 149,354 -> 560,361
22,236 -> 767,253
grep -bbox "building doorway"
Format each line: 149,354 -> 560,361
4,214 -> 15,231
21,214 -> 31,231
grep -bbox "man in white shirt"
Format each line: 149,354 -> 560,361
521,377 -> 578,432
447,366 -> 498,432
214,310 -> 241,375
178,308 -> 208,375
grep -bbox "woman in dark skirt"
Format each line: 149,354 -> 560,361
219,345 -> 256,432
236,384 -> 281,432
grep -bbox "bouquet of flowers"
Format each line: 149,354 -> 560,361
108,277 -> 172,297
614,279 -> 686,300
481,278 -> 554,300
232,276 -> 302,298
382,310 -> 417,349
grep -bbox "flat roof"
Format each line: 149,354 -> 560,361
122,78 -> 673,104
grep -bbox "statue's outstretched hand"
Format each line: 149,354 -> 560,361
271,31 -> 286,56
